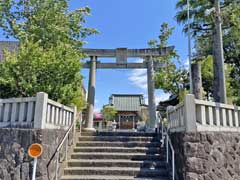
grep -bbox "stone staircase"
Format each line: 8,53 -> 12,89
61,131 -> 169,180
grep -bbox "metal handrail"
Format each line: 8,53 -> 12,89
46,117 -> 75,180
165,127 -> 175,180
54,119 -> 75,180
159,121 -> 175,180
57,122 -> 74,152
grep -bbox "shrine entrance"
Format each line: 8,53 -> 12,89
82,47 -> 174,131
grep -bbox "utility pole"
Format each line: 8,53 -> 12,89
213,0 -> 227,103
187,0 -> 193,94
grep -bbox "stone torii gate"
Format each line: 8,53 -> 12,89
82,47 -> 174,131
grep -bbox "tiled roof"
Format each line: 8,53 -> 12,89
110,94 -> 145,111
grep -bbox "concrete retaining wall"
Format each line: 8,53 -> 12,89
0,128 -> 68,180
171,132 -> 240,180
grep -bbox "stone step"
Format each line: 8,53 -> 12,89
76,141 -> 161,148
78,136 -> 158,142
71,152 -> 164,161
63,167 -> 168,177
67,159 -> 167,168
61,175 -> 169,180
73,147 -> 162,154
61,131 -> 168,180
80,131 -> 157,137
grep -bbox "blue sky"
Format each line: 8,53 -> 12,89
71,0 -> 189,112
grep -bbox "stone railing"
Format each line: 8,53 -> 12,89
168,94 -> 240,132
167,102 -> 185,132
0,92 -> 76,129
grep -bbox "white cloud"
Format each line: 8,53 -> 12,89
127,58 -> 147,90
144,91 -> 170,105
155,92 -> 170,103
184,58 -> 190,69
128,69 -> 147,91
128,59 -> 170,105
95,99 -> 99,104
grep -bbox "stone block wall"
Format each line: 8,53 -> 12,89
171,132 -> 240,180
0,128 -> 68,180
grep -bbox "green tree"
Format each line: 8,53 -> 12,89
101,106 -> 117,121
0,0 -> 97,48
0,0 -> 97,107
223,3 -> 240,104
201,56 -> 214,99
149,23 -> 188,98
176,0 -> 240,104
0,42 -> 82,103
201,55 -> 234,103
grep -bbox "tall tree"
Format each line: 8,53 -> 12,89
223,3 -> 240,104
0,0 -> 97,48
201,55 -> 234,102
149,23 -> 188,98
176,0 -> 240,104
0,0 -> 97,107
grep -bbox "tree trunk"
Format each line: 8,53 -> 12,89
213,0 -> 227,103
191,62 -> 202,100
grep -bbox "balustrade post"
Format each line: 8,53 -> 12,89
73,106 -> 77,145
184,94 -> 197,132
34,92 -> 48,129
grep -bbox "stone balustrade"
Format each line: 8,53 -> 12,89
168,94 -> 240,132
167,102 -> 185,132
0,92 -> 75,129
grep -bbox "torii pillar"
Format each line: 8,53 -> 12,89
146,56 -> 156,129
85,56 -> 97,131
